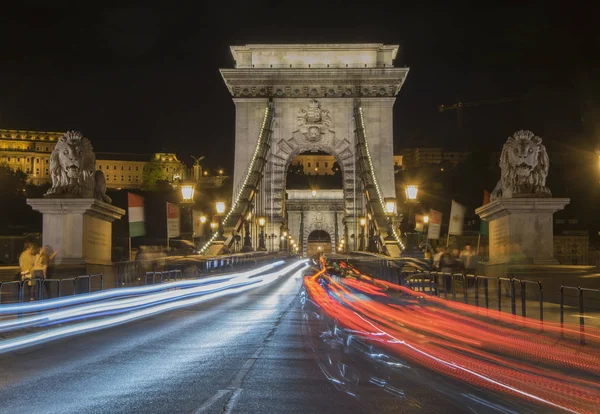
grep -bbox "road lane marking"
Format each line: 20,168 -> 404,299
193,389 -> 231,413
193,265 -> 308,414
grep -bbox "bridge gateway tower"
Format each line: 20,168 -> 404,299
212,44 -> 409,256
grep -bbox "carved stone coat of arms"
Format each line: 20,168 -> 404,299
297,99 -> 332,142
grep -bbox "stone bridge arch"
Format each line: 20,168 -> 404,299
221,44 -> 408,253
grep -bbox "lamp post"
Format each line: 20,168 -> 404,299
215,201 -> 226,241
281,230 -> 288,252
180,180 -> 196,245
257,217 -> 267,251
359,217 -> 366,251
241,211 -> 254,252
198,214 -> 207,246
384,197 -> 397,242
402,184 -> 423,258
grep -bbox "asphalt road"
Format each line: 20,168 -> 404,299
0,265 -> 363,414
0,262 -> 573,414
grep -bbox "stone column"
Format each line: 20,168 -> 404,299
27,198 -> 125,266
476,198 -> 570,265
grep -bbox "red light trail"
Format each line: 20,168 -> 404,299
304,261 -> 600,413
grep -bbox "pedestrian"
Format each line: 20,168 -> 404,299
433,246 -> 444,270
460,243 -> 477,275
32,245 -> 58,298
19,242 -> 37,300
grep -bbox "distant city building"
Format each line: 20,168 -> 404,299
0,129 -> 185,189
291,154 -> 403,175
0,129 -> 60,185
399,148 -> 470,169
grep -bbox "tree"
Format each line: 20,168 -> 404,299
0,165 -> 41,234
142,159 -> 164,191
0,165 -> 27,198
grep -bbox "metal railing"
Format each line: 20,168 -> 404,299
560,286 -> 600,345
400,269 -> 599,345
0,273 -> 105,304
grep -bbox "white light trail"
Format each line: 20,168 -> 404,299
0,261 -> 285,315
0,260 -> 308,354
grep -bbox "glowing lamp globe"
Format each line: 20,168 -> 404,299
384,198 -> 396,215
180,182 -> 195,203
258,217 -> 266,227
215,201 -> 226,214
405,185 -> 418,201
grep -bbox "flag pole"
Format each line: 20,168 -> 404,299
166,202 -> 169,249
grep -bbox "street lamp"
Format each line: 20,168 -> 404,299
215,201 -> 226,241
180,180 -> 196,244
384,198 -> 397,242
311,189 -> 317,198
257,217 -> 266,251
242,210 -> 253,252
281,230 -> 288,252
359,217 -> 366,251
181,182 -> 195,203
405,184 -> 418,202
402,185 -> 423,258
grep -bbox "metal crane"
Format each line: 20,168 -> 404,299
439,96 -> 523,128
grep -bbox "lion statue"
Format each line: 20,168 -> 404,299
44,131 -> 111,203
490,130 -> 551,201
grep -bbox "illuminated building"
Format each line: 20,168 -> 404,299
290,153 -> 403,175
0,129 -> 185,189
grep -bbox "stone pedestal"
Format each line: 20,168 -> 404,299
475,198 -> 569,265
27,198 -> 125,266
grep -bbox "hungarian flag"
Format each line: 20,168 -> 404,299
127,193 -> 146,237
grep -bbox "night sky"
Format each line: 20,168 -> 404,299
1,3 -> 598,172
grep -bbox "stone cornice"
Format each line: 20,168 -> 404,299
220,68 -> 409,98
27,198 -> 126,222
475,198 -> 571,221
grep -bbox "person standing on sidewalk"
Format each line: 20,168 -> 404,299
19,242 -> 37,300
